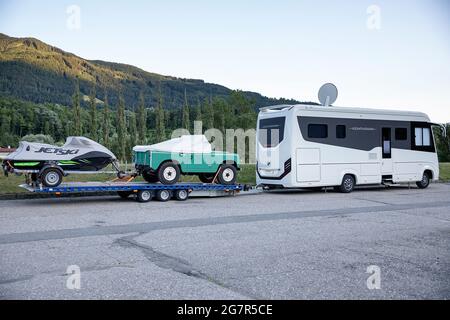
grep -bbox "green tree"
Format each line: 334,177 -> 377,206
155,83 -> 166,142
128,111 -> 137,144
194,98 -> 202,121
116,94 -> 126,161
434,124 -> 450,162
229,90 -> 255,114
72,80 -> 82,136
89,84 -> 97,140
21,134 -> 55,144
0,108 -> 12,145
222,102 -> 233,128
127,111 -> 137,160
182,88 -> 190,131
137,92 -> 147,144
228,90 -> 256,130
213,97 -> 226,134
43,121 -> 50,135
102,91 -> 110,147
202,96 -> 214,130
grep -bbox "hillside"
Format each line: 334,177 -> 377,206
0,33 -> 299,109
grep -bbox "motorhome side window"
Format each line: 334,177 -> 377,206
395,128 -> 407,140
336,125 -> 346,139
258,117 -> 286,147
308,124 -> 328,139
414,127 -> 431,146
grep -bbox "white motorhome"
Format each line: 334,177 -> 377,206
256,104 -> 439,192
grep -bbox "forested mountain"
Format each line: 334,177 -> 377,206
0,33 -> 300,109
0,91 -> 260,161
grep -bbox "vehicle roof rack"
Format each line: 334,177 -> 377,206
259,105 -> 293,112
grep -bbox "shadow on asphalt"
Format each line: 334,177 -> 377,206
3,195 -> 221,207
2,183 -> 439,206
264,184 -> 425,195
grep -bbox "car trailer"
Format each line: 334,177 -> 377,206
19,181 -> 251,202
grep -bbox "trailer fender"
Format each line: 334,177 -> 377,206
39,164 -> 65,177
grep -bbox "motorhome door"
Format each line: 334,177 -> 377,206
296,148 -> 321,182
381,127 -> 393,175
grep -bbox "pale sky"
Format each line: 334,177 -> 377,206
1,0 -> 449,122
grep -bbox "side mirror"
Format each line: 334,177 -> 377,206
433,123 -> 449,148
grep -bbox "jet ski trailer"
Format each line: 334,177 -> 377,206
2,136 -> 124,188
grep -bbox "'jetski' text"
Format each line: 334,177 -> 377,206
35,147 -> 80,155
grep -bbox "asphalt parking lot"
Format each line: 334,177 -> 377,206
0,183 -> 449,299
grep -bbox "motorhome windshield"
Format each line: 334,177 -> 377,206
258,117 -> 285,148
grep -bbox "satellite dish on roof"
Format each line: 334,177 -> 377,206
318,83 -> 338,106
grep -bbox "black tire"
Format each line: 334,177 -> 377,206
137,190 -> 153,203
117,191 -> 132,199
416,172 -> 431,189
157,162 -> 180,185
40,168 -> 63,187
156,189 -> 172,202
142,170 -> 159,183
339,174 -> 355,193
217,164 -> 237,185
198,173 -> 215,184
174,189 -> 189,201
31,173 -> 38,182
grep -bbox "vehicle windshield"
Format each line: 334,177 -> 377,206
258,117 -> 285,148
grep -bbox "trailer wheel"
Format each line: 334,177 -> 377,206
217,164 -> 237,185
174,189 -> 189,201
41,168 -> 63,188
158,162 -> 180,185
338,174 -> 355,193
156,189 -> 171,202
416,172 -> 430,189
137,190 -> 153,203
117,191 -> 132,199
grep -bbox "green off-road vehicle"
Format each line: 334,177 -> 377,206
133,135 -> 240,185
